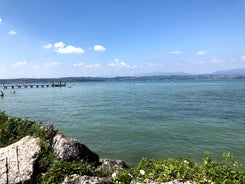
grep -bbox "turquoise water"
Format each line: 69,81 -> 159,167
1,79 -> 245,166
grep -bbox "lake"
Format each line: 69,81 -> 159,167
1,79 -> 245,166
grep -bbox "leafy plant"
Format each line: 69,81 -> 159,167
113,153 -> 245,184
0,111 -> 44,147
40,159 -> 97,184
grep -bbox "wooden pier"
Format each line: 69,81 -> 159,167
1,82 -> 66,89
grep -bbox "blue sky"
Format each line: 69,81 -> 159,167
0,0 -> 245,78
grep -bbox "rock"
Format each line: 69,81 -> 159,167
0,136 -> 41,184
52,132 -> 100,165
62,174 -> 111,184
100,159 -> 129,173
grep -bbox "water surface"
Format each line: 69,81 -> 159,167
1,79 -> 244,166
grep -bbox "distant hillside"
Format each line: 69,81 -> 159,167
1,69 -> 245,85
213,68 -> 245,75
136,72 -> 189,76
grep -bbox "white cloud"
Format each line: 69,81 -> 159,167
93,45 -> 106,52
0,18 -> 2,24
120,62 -> 129,67
73,62 -> 101,68
52,41 -> 85,54
73,63 -> 84,67
54,41 -> 65,48
12,61 -> 27,67
108,58 -> 122,67
62,45 -> 84,54
170,51 -> 183,55
196,50 -> 207,55
8,30 -> 17,35
241,56 -> 245,60
43,43 -> 53,49
108,58 -> 137,69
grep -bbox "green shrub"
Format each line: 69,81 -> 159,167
113,153 -> 245,184
0,111 -> 45,147
40,159 -> 98,184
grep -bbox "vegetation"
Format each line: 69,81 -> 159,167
113,153 -> 244,183
0,111 -> 244,183
0,112 -> 106,183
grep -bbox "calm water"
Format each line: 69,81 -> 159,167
0,79 -> 245,166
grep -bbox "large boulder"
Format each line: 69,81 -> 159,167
0,136 -> 41,184
52,132 -> 99,165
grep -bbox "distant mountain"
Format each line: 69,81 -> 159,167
213,68 -> 245,75
136,72 -> 190,77
2,69 -> 245,84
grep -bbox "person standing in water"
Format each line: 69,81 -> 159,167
0,91 -> 4,97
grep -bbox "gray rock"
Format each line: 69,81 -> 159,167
100,159 -> 129,173
0,136 -> 41,184
62,174 -> 111,184
52,132 -> 99,165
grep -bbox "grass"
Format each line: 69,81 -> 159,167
0,111 -> 244,184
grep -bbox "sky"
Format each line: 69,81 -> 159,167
0,0 -> 245,78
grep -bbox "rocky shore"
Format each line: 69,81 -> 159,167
0,130 -> 197,184
0,130 -> 129,184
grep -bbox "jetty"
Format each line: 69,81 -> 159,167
0,82 -> 66,89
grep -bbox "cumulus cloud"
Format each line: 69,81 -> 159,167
54,42 -> 65,48
54,41 -> 85,54
108,58 -> 127,67
44,41 -> 85,54
108,58 -> 137,69
8,30 -> 17,35
73,62 -> 101,68
241,56 -> 245,60
93,45 -> 106,52
12,61 -> 27,67
43,43 -> 52,49
196,50 -> 207,55
170,51 -> 183,55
